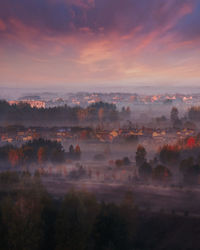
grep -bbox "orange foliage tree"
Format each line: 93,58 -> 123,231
8,149 -> 19,167
37,147 -> 46,164
187,137 -> 196,148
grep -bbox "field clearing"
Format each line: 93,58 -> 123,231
42,177 -> 200,217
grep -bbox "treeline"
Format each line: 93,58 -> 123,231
0,173 -> 199,250
0,139 -> 81,168
0,173 -> 137,250
170,106 -> 196,130
158,142 -> 200,185
136,145 -> 172,183
0,101 -> 128,125
136,136 -> 200,185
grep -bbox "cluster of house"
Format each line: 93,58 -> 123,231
8,100 -> 46,108
1,129 -> 39,144
0,126 -> 195,147
53,93 -> 198,108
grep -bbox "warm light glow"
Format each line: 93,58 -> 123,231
0,0 -> 199,89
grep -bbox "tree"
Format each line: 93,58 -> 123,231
38,147 -> 47,164
180,157 -> 200,184
187,137 -> 196,148
180,157 -> 194,175
183,121 -> 196,130
56,191 -> 98,250
170,107 -> 179,123
93,203 -> 134,250
120,191 -> 137,247
123,157 -> 131,166
8,149 -> 19,167
69,145 -> 74,154
0,186 -> 47,250
159,145 -> 180,165
115,159 -> 124,167
135,145 -> 147,167
152,165 -> 171,182
98,108 -> 104,122
139,162 -> 152,180
188,106 -> 200,121
75,145 -> 81,160
20,146 -> 33,165
173,118 -> 182,129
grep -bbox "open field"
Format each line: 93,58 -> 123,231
42,177 -> 200,217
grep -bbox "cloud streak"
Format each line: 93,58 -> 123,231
0,0 -> 199,88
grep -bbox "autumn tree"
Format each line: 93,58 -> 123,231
38,147 -> 47,164
8,149 -> 19,167
75,146 -> 81,156
187,137 -> 196,148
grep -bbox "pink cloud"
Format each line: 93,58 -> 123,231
0,0 -> 199,88
0,19 -> 6,31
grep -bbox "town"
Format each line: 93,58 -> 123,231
1,0 -> 200,248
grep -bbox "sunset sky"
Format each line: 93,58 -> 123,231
0,0 -> 200,90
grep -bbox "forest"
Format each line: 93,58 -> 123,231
0,139 -> 81,168
0,101 -> 129,125
0,172 -> 199,250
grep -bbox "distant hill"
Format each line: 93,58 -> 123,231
18,95 -> 41,101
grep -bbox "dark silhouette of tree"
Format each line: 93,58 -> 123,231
56,191 -> 98,250
139,162 -> 152,180
0,101 -> 121,126
93,202 -> 135,250
135,145 -> 147,167
159,145 -> 180,165
68,145 -> 82,160
69,145 -> 74,154
123,157 -> 131,166
170,107 -> 179,123
152,165 -> 171,182
1,184 -> 49,250
180,157 -> 200,184
170,107 -> 182,129
188,106 -> 200,121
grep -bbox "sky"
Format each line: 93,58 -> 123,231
0,0 -> 200,91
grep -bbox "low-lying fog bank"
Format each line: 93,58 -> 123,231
41,176 -> 200,217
